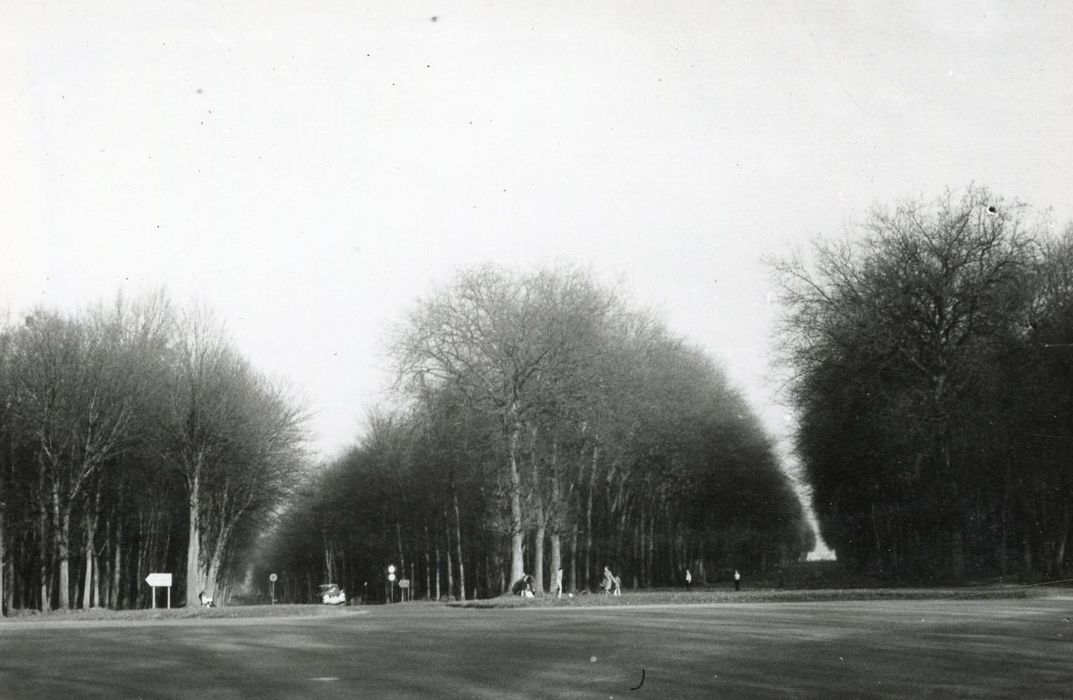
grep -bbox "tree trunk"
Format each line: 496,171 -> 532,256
444,504 -> 455,600
647,508 -> 656,587
82,510 -> 96,609
584,445 -> 599,590
162,510 -> 173,577
55,493 -> 72,610
999,465 -> 1010,577
135,513 -> 147,608
548,439 -> 562,593
637,508 -> 648,587
568,523 -> 578,594
49,480 -> 70,610
434,542 -> 441,601
185,466 -> 203,607
533,526 -> 545,593
950,530 -> 965,581
99,519 -> 111,609
206,539 -> 225,603
0,505 -> 5,616
91,539 -> 101,609
39,530 -> 49,612
323,534 -> 336,583
112,518 -> 123,609
424,525 -> 432,601
616,508 -> 629,583
549,534 -> 561,592
507,421 -> 525,590
632,518 -> 642,588
2,537 -> 9,615
453,488 -> 466,601
395,520 -> 406,586
1052,503 -> 1070,578
1022,496 -> 1036,579
445,544 -> 454,602
531,454 -> 545,594
871,501 -> 883,572
37,465 -> 50,612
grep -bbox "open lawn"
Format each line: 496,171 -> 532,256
2,594 -> 1072,698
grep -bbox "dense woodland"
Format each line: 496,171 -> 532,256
777,186 -> 1073,581
0,297 -> 307,614
0,269 -> 810,614
258,267 -> 812,603
24,183 -> 1067,611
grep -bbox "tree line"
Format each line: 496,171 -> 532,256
259,266 -> 812,602
0,294 -> 307,614
776,186 -> 1073,581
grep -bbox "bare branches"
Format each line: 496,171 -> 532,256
0,292 -> 309,612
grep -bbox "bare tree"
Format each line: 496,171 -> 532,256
9,311 -> 138,610
163,306 -> 307,606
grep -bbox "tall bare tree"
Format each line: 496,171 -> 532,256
393,266 -> 603,588
9,311 -> 138,609
163,307 -> 306,606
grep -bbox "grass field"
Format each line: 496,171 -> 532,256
453,584 -> 1053,608
2,591 -> 1072,698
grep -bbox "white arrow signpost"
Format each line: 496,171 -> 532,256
145,573 -> 173,609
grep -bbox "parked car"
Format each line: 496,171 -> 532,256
318,583 -> 347,605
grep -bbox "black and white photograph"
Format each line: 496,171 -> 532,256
2,1 -> 1072,697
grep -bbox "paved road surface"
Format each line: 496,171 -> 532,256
2,598 -> 1072,698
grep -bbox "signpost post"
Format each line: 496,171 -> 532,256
145,573 -> 173,609
399,578 -> 410,603
387,565 -> 396,604
269,573 -> 277,605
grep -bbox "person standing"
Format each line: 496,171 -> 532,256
554,568 -> 564,599
733,570 -> 741,592
685,569 -> 692,592
601,566 -> 615,595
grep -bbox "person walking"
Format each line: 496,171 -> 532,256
733,569 -> 741,592
554,568 -> 564,599
685,569 -> 692,592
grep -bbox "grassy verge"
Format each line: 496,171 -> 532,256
1,603 -> 358,623
449,585 -> 1059,609
4,584 -> 1063,621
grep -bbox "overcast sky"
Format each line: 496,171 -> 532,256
4,0 -> 1073,496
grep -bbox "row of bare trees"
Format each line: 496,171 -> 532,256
776,186 -> 1073,581
0,294 -> 307,614
257,266 -> 811,602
